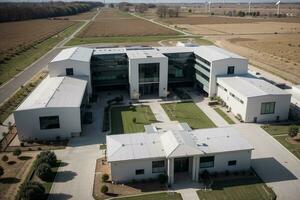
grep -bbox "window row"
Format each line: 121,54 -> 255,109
200,156 -> 237,168
195,69 -> 209,82
195,55 -> 211,66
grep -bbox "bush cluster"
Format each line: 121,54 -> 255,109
36,151 -> 57,167
18,181 -> 46,200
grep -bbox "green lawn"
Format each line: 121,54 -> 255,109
111,105 -> 157,134
0,21 -> 84,85
197,177 -> 276,200
214,108 -> 235,124
113,192 -> 182,200
262,124 -> 300,159
66,35 -> 211,46
162,102 -> 216,129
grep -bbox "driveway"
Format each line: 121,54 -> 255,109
235,124 -> 300,200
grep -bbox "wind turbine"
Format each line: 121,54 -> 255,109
248,1 -> 252,14
276,1 -> 281,15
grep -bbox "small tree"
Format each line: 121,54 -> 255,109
0,166 -> 4,178
158,174 -> 168,184
132,117 -> 137,123
36,163 -> 52,181
13,148 -> 22,157
1,155 -> 8,162
19,181 -> 46,200
101,185 -> 108,194
101,173 -> 109,182
288,126 -> 299,138
36,151 -> 57,167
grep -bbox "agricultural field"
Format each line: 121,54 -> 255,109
77,8 -> 178,38
0,19 -> 80,85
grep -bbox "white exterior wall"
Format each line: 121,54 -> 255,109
209,58 -> 248,97
217,85 -> 248,121
110,158 -> 167,183
128,57 -> 168,99
245,94 -> 291,122
14,107 -> 82,141
48,60 -> 92,95
199,150 -> 252,173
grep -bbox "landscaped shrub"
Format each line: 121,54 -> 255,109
13,148 -> 22,157
36,151 -> 57,167
288,126 -> 299,138
18,181 -> 46,200
0,166 -> 4,177
101,173 -> 109,182
132,117 -> 137,123
36,163 -> 52,181
101,185 -> 108,194
1,155 -> 8,162
158,174 -> 168,184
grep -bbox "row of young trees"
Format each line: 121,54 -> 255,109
156,6 -> 180,18
0,2 -> 104,22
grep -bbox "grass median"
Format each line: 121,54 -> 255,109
214,107 -> 235,124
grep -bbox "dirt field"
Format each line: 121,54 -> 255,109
210,34 -> 300,84
0,19 -> 76,55
0,152 -> 37,200
78,9 -> 178,37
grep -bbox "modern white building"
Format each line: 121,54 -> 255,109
14,76 -> 88,141
14,45 -> 291,141
217,76 -> 291,122
107,125 -> 253,184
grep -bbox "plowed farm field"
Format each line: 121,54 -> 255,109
0,19 -> 75,55
77,9 -> 178,37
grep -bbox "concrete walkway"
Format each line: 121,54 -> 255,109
236,124 -> 300,200
172,180 -> 201,200
186,90 -> 229,127
149,103 -> 171,123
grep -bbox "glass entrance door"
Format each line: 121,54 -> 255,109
174,157 -> 189,173
139,83 -> 159,96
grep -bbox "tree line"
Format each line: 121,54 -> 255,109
0,2 -> 104,23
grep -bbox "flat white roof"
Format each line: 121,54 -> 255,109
156,46 -> 196,54
217,76 -> 290,98
51,47 -> 93,63
194,45 -> 245,61
107,126 -> 253,162
17,76 -> 87,111
93,47 -> 126,55
126,49 -> 166,59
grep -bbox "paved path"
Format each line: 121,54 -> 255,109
0,10 -> 101,104
149,103 -> 171,123
172,180 -> 201,200
236,124 -> 300,200
187,90 -> 229,127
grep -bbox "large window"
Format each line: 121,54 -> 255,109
135,169 -> 144,175
200,156 -> 215,168
39,116 -> 60,130
195,55 -> 211,66
196,69 -> 209,82
228,160 -> 237,166
152,160 -> 165,173
66,68 -> 74,76
227,66 -> 235,75
139,63 -> 159,83
261,102 -> 275,115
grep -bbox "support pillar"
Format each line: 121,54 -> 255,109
192,156 -> 200,181
167,158 -> 174,185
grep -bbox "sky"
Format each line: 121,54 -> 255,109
1,0 -> 300,3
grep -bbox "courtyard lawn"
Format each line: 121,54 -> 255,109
262,124 -> 300,159
161,102 -> 216,129
113,192 -> 182,200
214,108 -> 235,124
197,177 -> 276,200
111,105 -> 157,134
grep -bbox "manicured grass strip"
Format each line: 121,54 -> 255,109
197,177 -> 276,200
66,35 -> 211,46
0,72 -> 46,123
111,105 -> 157,134
0,21 -> 83,86
262,125 -> 300,159
162,102 -> 216,129
214,108 -> 235,124
114,192 -> 182,200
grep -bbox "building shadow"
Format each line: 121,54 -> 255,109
252,157 -> 298,183
47,193 -> 73,200
54,171 -> 77,183
18,156 -> 32,161
0,177 -> 20,184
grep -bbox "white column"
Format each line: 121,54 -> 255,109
195,156 -> 200,182
167,158 -> 174,185
192,156 -> 197,181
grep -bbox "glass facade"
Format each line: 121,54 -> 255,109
90,53 -> 129,89
139,63 -> 160,83
165,53 -> 195,85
